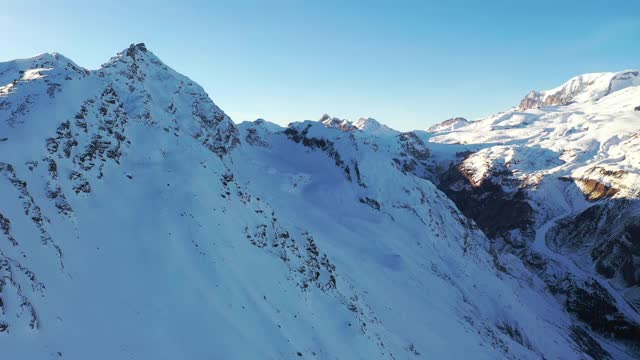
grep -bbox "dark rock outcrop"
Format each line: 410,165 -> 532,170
575,178 -> 619,201
436,163 -> 533,247
548,200 -> 640,293
392,132 -> 430,177
561,279 -> 640,341
284,124 -> 354,181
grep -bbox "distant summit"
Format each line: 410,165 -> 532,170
319,114 -> 396,135
319,114 -> 356,131
353,117 -> 396,135
426,117 -> 470,133
519,70 -> 640,109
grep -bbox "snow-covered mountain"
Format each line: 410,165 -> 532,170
426,70 -> 640,357
0,44 -> 638,359
426,117 -> 470,133
319,114 -> 396,136
518,71 -> 640,110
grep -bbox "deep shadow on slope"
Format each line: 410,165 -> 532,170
437,163 -> 534,245
430,155 -> 640,355
548,199 -> 640,313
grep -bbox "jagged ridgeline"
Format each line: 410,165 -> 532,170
0,44 -> 638,359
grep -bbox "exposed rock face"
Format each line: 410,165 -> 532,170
283,122 -> 357,182
431,149 -> 640,352
574,178 -> 620,201
393,132 -> 431,176
99,43 -> 241,157
562,278 -> 640,342
429,144 -> 547,249
426,68 -> 640,357
568,167 -> 637,201
569,326 -> 612,360
427,117 -> 470,133
319,114 -> 397,136
243,119 -> 271,147
520,247 -> 640,358
518,91 -> 545,110
519,89 -> 576,109
519,71 -> 640,110
437,163 -> 533,246
548,200 -> 640,304
319,114 -> 357,132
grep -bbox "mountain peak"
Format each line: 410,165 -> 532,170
128,42 -> 148,52
101,42 -> 165,72
32,51 -> 74,64
354,117 -> 397,135
427,117 -> 470,133
354,117 -> 379,128
123,42 -> 149,60
1,51 -> 82,73
519,70 -> 640,110
317,115 -> 397,135
319,114 -> 356,131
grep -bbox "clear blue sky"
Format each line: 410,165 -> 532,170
3,0 -> 639,130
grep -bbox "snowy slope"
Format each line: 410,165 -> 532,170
0,44 -> 616,359
234,119 -> 599,359
427,70 -> 640,209
426,117 -> 470,133
518,71 -> 640,110
426,70 -> 640,356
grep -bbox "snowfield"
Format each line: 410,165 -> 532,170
425,69 -> 640,358
0,44 -> 638,359
428,71 -> 640,199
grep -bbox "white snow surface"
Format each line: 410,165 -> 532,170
426,117 -> 470,133
428,73 -> 640,199
425,71 -> 640,359
0,44 -> 635,359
